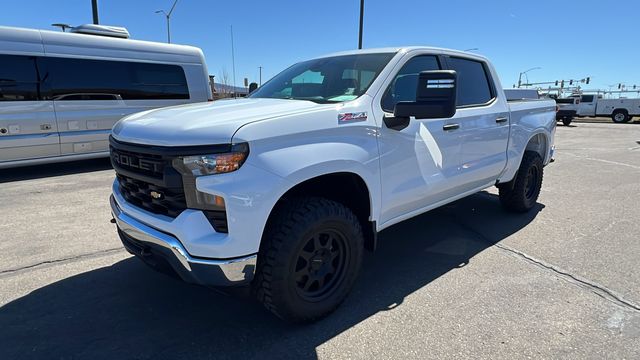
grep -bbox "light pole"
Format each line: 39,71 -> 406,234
518,67 -> 541,88
358,0 -> 364,49
91,0 -> 99,24
258,66 -> 263,86
156,0 -> 179,44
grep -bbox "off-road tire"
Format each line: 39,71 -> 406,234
499,151 -> 543,213
253,197 -> 364,323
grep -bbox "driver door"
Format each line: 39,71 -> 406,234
372,54 -> 464,226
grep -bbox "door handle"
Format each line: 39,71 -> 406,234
443,123 -> 460,131
495,117 -> 508,123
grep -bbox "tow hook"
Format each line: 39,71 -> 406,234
110,218 -> 116,224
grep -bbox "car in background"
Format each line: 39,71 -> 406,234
0,24 -> 212,169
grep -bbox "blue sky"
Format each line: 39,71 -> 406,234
2,0 -> 639,93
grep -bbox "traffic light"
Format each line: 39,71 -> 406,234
569,80 -> 573,85
618,83 -> 622,89
561,80 -> 565,87
634,85 -> 637,90
586,77 -> 590,84
555,80 -> 559,86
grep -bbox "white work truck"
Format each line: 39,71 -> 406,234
575,94 -> 640,123
109,47 -> 556,322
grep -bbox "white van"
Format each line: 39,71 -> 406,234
0,25 -> 212,169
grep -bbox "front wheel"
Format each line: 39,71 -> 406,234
499,151 -> 544,213
253,197 -> 364,323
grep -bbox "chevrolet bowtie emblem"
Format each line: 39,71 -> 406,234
150,191 -> 163,199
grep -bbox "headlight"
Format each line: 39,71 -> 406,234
172,143 -> 249,214
173,143 -> 249,176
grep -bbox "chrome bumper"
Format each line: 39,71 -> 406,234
110,195 -> 256,287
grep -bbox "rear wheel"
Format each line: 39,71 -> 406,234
612,110 -> 630,123
562,117 -> 572,126
253,197 -> 364,323
499,151 -> 543,213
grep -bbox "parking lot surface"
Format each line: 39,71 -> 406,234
1,120 -> 639,359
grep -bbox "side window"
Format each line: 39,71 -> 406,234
581,95 -> 594,103
381,55 -> 440,112
447,57 -> 494,107
0,55 -> 39,101
42,57 -> 189,100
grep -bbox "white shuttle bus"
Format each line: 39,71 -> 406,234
0,25 -> 212,169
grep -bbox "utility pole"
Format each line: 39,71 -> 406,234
231,25 -> 237,98
358,0 -> 364,49
156,0 -> 179,44
91,0 -> 99,24
258,66 -> 263,86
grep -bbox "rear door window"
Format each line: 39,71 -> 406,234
447,57 -> 494,107
0,55 -> 39,101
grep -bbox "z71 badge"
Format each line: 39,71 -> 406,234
338,112 -> 367,123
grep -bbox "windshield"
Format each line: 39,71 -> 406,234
249,53 -> 395,103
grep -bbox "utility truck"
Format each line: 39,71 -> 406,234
109,47 -> 556,322
575,94 -> 639,123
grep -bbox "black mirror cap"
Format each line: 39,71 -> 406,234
394,70 -> 457,119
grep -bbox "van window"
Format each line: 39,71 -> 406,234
0,55 -> 39,101
381,55 -> 441,112
42,57 -> 189,100
447,57 -> 494,106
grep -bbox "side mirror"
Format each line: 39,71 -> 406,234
384,70 -> 457,130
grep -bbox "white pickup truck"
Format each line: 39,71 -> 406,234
109,47 -> 556,322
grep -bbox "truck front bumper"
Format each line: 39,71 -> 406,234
110,195 -> 256,287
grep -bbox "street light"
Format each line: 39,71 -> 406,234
518,67 -> 541,88
156,0 -> 179,44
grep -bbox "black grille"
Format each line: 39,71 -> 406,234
117,174 -> 187,217
110,137 -> 229,233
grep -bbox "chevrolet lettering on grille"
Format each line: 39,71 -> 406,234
112,153 -> 163,173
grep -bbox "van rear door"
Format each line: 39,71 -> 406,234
0,54 -> 60,163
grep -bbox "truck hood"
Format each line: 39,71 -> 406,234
112,98 -> 324,146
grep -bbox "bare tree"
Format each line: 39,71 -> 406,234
217,67 -> 231,98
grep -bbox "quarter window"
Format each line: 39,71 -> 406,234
0,55 -> 39,101
447,57 -> 493,106
381,55 -> 441,112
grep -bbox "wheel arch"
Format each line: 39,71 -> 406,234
263,171 -> 377,252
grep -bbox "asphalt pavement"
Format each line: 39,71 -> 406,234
0,119 -> 639,359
